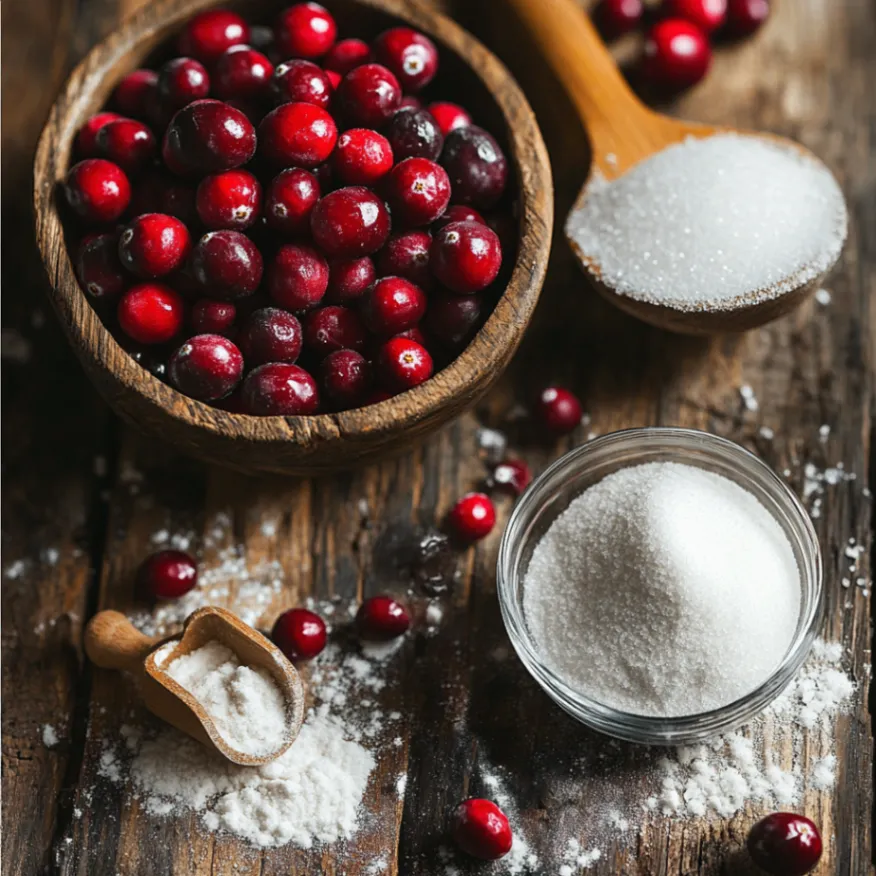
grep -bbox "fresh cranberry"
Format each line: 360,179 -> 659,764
490,459 -> 532,496
325,256 -> 375,303
303,305 -> 368,358
162,100 -> 257,175
139,549 -> 198,599
377,337 -> 433,391
426,101 -> 470,136
75,232 -> 126,300
75,112 -> 123,158
361,277 -> 426,336
431,221 -> 501,294
385,108 -> 443,162
394,325 -> 428,346
320,349 -> 371,408
336,63 -> 401,128
239,307 -> 303,365
425,292 -> 482,347
325,69 -> 342,90
214,45 -> 274,101
275,3 -> 337,59
241,362 -> 320,415
189,230 -> 263,299
310,186 -> 391,257
364,389 -> 394,405
130,171 -> 198,225
376,231 -> 432,289
594,0 -> 645,38
63,159 -> 131,223
441,126 -> 508,209
534,386 -> 582,435
433,204 -> 485,231
448,493 -> 496,541
312,161 -> 335,192
259,102 -> 337,168
224,97 -> 265,126
157,57 -> 210,115
112,70 -> 158,119
323,38 -> 371,74
271,60 -> 332,108
641,19 -> 711,90
118,214 -> 190,280
190,299 -> 237,335
169,333 -> 244,400
662,0 -> 726,32
263,169 -> 321,237
372,28 -> 438,93
196,169 -> 262,230
178,9 -> 250,65
271,608 -> 327,661
725,0 -> 770,35
118,283 -> 185,344
747,813 -> 822,876
397,95 -> 423,112
332,129 -> 394,186
452,799 -> 512,861
267,243 -> 329,311
355,595 -> 410,641
95,118 -> 156,176
385,157 -> 452,227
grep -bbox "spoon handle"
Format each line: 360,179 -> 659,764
85,610 -> 159,673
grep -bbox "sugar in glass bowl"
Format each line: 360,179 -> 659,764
497,427 -> 823,745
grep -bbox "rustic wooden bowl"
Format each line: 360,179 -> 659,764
34,0 -> 552,475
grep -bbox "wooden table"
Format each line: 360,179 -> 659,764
2,1 -> 873,874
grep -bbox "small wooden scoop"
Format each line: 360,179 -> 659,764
85,606 -> 305,766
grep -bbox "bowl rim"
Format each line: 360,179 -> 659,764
33,0 -> 553,447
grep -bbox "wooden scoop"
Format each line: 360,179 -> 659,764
85,606 -> 305,766
505,0 -> 846,335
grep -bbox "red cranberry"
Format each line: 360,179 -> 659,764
441,126 -> 508,210
157,57 -> 210,114
320,348 -> 371,407
726,0 -> 770,35
377,337 -> 433,391
385,158 -> 451,227
425,291 -> 483,348
271,60 -> 332,109
433,204 -> 485,231
214,45 -> 274,101
490,459 -> 532,496
196,169 -> 262,230
431,221 -> 502,294
747,813 -> 822,876
130,171 -> 198,225
169,333 -> 244,400
118,213 -> 191,278
303,305 -> 367,357
75,112 -> 123,158
242,362 -> 320,415
271,608 -> 327,661
448,492 -> 496,542
275,3 -> 337,59
377,231 -> 432,289
264,168 -> 320,237
336,63 -> 401,128
364,389 -> 394,405
118,283 -> 185,345
641,19 -> 712,90
310,186 -> 391,258
239,307 -> 303,365
534,386 -> 582,435
332,129 -> 394,186
594,0 -> 645,38
426,101 -> 470,136
452,799 -> 512,861
325,69 -> 342,90
662,0 -> 726,32
95,118 -> 156,176
139,549 -> 198,599
385,108 -> 443,162
372,28 -> 439,93
394,325 -> 427,347
259,102 -> 337,168
361,277 -> 426,336
397,95 -> 423,111
112,70 -> 158,119
190,299 -> 237,335
267,243 -> 329,311
189,230 -> 263,299
355,595 -> 410,641
178,9 -> 250,65
75,232 -> 126,300
63,159 -> 131,223
323,38 -> 371,74
325,256 -> 375,303
162,100 -> 257,175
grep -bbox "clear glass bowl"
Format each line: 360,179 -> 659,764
497,427 -> 823,745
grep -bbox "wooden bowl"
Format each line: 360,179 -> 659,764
34,0 -> 552,475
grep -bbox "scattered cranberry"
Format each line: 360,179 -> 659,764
662,0 -> 727,32
376,231 -> 432,289
372,27 -> 439,93
448,493 -> 496,542
452,799 -> 512,861
425,292 -> 483,348
162,100 -> 256,175
189,230 -> 264,299
242,362 -> 320,415
323,38 -> 371,74
169,333 -> 244,400
271,608 -> 327,661
320,348 -> 371,407
310,186 -> 391,258
239,307 -> 303,365
157,57 -> 210,115
95,118 -> 156,176
385,158 -> 451,227
214,45 -> 274,102
271,60 -> 333,109
377,337 -> 433,391
725,0 -> 770,35
265,168 -> 321,236
75,112 -> 123,157
196,169 -> 262,230
426,101 -> 471,135
178,9 -> 250,65
63,159 -> 131,223
594,0 -> 645,38
490,459 -> 532,496
433,204 -> 485,231
118,213 -> 190,278
259,102 -> 338,168
332,129 -> 394,186
641,19 -> 712,90
118,283 -> 185,344
431,221 -> 502,294
361,277 -> 427,337
75,232 -> 127,300
275,2 -> 337,59
190,299 -> 237,335
335,63 -> 401,127
747,813 -> 822,876
267,243 -> 329,311
112,69 -> 158,119
139,549 -> 198,599
355,595 -> 410,641
441,126 -> 508,209
534,386 -> 582,435
303,305 -> 367,357
325,255 -> 375,303
385,108 -> 443,162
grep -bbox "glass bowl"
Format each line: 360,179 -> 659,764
497,427 -> 823,745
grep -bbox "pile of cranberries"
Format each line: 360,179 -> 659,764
65,3 -> 513,416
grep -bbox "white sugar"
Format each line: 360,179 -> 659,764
42,724 -> 59,748
567,134 -> 847,311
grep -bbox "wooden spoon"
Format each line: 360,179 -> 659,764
85,606 -> 305,766
505,0 -> 846,335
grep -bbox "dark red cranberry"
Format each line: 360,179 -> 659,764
641,19 -> 711,90
662,0 -> 726,32
426,101 -> 470,136
355,595 -> 410,641
747,813 -> 822,876
325,256 -> 375,304
139,549 -> 198,599
452,799 -> 512,861
259,102 -> 337,168
189,230 -> 263,299
241,362 -> 320,415
157,57 -> 210,114
425,291 -> 482,348
310,186 -> 391,258
196,169 -> 262,230
118,213 -> 191,278
162,100 -> 257,175
303,305 -> 367,357
168,333 -> 244,400
433,204 -> 485,231
385,158 -> 451,227
271,608 -> 327,661
75,112 -> 123,158
364,388 -> 394,405
178,9 -> 250,65
372,27 -> 438,93
377,337 -> 432,391
112,70 -> 159,119
534,386 -> 582,435
594,0 -> 645,38
267,243 -> 329,311
95,118 -> 156,176
190,299 -> 237,335
441,126 -> 508,210
271,60 -> 332,108
490,459 -> 532,496
332,129 -> 393,186
320,348 -> 370,407
323,38 -> 371,74
224,97 -> 265,126
239,307 -> 303,365
397,95 -> 422,112
431,221 -> 502,294
275,2 -> 337,59
75,232 -> 126,300
214,45 -> 274,101
448,492 -> 496,541
264,168 -> 321,236
384,108 -> 443,162
725,0 -> 770,35
118,283 -> 185,344
394,325 -> 427,346
376,231 -> 432,289
130,171 -> 198,225
361,277 -> 426,336
63,159 -> 131,223
312,161 -> 335,192
335,63 -> 401,128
